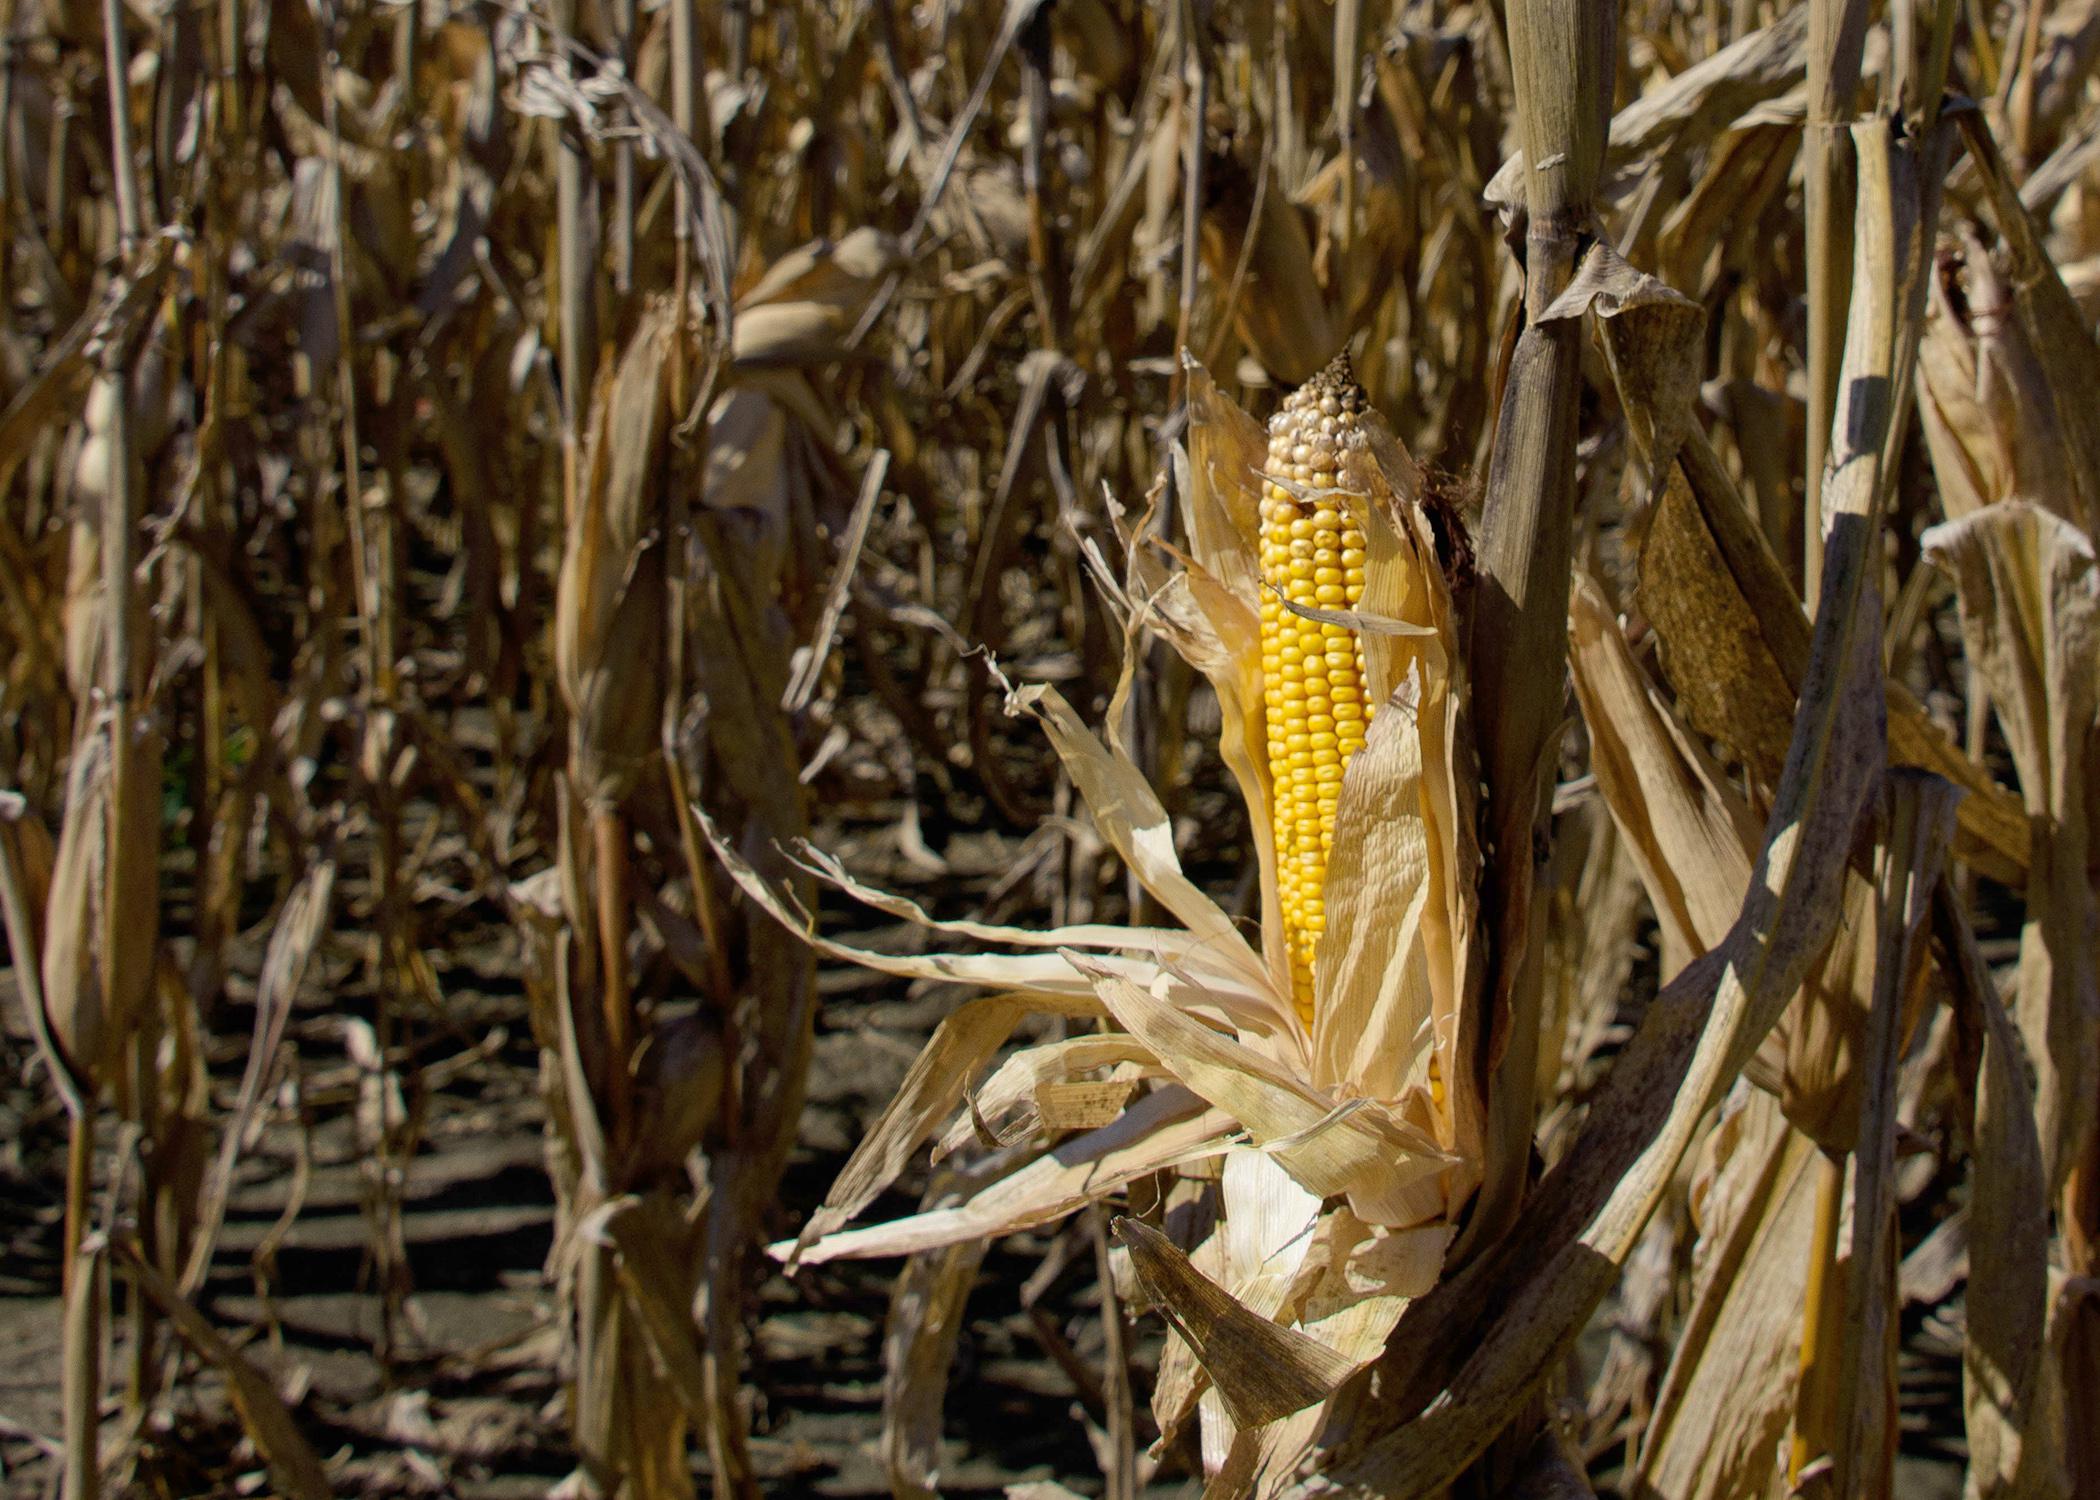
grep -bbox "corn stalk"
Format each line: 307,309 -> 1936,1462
1463,0 -> 1616,1257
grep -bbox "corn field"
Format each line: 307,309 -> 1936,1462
2,0 -> 2099,1494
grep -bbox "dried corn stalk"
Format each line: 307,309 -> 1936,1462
543,301 -> 701,1500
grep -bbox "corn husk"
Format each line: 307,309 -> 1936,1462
746,356 -> 1478,1480
40,718 -> 159,1092
553,299 -> 675,807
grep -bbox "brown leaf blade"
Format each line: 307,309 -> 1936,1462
116,1237 -> 332,1500
1115,1216 -> 1356,1430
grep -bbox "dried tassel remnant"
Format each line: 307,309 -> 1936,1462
1258,353 -> 1375,1023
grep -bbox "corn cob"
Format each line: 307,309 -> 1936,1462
1257,354 -> 1374,1024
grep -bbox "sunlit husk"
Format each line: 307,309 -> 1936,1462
552,299 -> 675,806
41,719 -> 161,1093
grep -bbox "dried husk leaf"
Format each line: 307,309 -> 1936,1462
1921,502 -> 2100,1190
1116,1215 -> 1358,1430
1317,428 -> 1483,1191
1306,694 -> 1463,1230
785,1087 -> 1233,1264
1221,1145 -> 1320,1287
1178,359 -> 1288,994
1079,963 -> 1449,1228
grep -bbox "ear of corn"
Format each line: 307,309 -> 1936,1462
1258,353 -> 1374,1024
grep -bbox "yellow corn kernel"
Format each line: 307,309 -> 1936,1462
1258,353 -> 1377,1026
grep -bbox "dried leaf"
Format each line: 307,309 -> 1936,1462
118,1237 -> 333,1500
883,1166 -> 993,1500
1637,1090 -> 1821,1500
784,991 -> 1098,1259
1116,1216 -> 1358,1430
783,1086 -> 1232,1264
1009,681 -> 1273,1001
1916,224 -> 2084,524
1568,569 -> 1757,959
935,1036 -> 1156,1158
1827,775 -> 1960,1496
1077,962 -> 1450,1227
1939,886 -> 2063,1499
1955,114 -> 2100,539
1922,503 -> 2100,1189
1643,435 -> 2030,881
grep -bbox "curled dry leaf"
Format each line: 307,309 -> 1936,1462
732,227 -> 905,367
